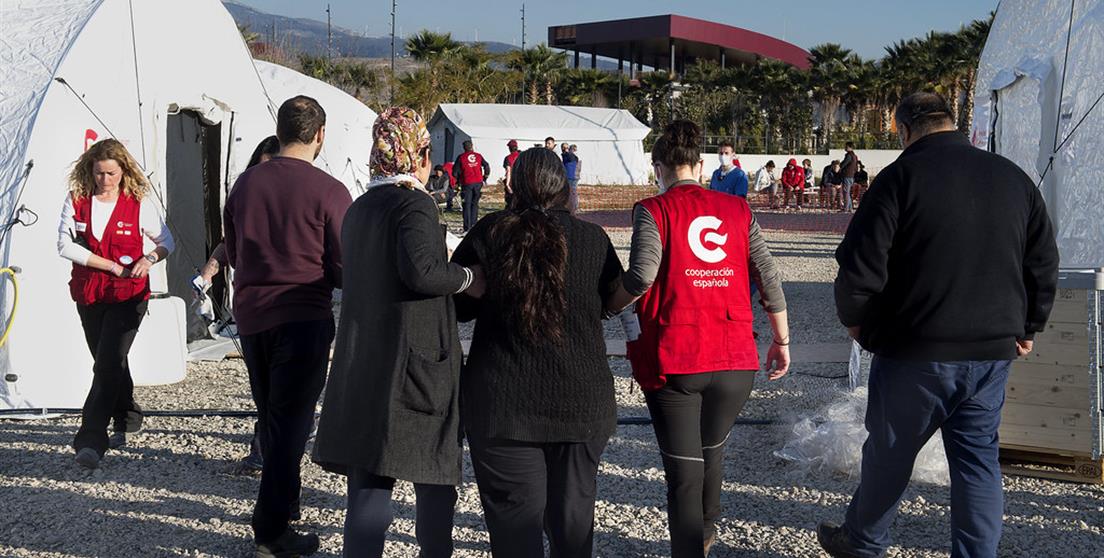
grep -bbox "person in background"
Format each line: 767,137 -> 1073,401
453,140 -> 490,232
58,139 -> 175,470
441,161 -> 458,211
224,95 -> 353,557
608,120 -> 791,557
839,142 -> 860,212
570,144 -> 582,211
427,164 -> 453,206
822,160 -> 842,209
709,141 -> 749,197
560,143 -> 579,213
503,139 -> 521,208
852,162 -> 869,208
802,159 -> 816,206
193,135 -> 280,476
544,136 -> 557,150
313,107 -> 485,557
819,92 -> 1060,558
780,158 -> 805,210
452,147 -> 623,556
754,160 -> 779,208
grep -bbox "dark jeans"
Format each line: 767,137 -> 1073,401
468,436 -> 608,558
73,298 -> 148,456
842,177 -> 855,211
460,182 -> 482,231
241,318 -> 335,544
644,371 -> 755,558
843,357 -> 1010,558
345,470 -> 458,558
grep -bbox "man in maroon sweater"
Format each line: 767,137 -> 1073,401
224,95 -> 352,558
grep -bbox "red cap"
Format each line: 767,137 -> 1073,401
507,139 -> 518,147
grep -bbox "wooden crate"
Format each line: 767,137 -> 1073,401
1000,445 -> 1104,484
999,275 -> 1103,483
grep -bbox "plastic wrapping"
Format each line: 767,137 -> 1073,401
775,387 -> 951,486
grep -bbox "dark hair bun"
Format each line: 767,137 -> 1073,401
652,119 -> 702,169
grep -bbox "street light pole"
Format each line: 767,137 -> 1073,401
520,3 -> 526,104
326,4 -> 332,63
390,0 -> 397,103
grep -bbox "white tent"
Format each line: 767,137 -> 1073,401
971,0 -> 1104,269
428,104 -> 652,186
0,0 -> 376,411
253,60 -> 377,197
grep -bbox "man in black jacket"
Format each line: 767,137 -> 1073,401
818,92 -> 1059,558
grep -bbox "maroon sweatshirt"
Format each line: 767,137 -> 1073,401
223,156 -> 352,335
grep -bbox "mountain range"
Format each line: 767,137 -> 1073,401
223,1 -> 517,59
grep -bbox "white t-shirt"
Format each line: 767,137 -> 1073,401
57,193 -> 175,266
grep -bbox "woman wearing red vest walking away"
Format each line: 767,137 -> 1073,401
608,120 -> 791,557
57,139 -> 174,470
452,147 -> 624,557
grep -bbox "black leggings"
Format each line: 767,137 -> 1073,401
644,371 -> 755,558
74,298 -> 148,456
344,470 -> 458,558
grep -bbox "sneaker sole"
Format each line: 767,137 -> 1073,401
75,450 -> 99,470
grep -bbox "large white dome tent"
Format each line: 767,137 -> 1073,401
0,0 -> 377,412
970,0 -> 1104,269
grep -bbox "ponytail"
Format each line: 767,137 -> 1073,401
486,148 -> 570,344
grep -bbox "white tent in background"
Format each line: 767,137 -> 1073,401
428,104 -> 652,186
0,0 -> 376,412
253,60 -> 377,197
971,0 -> 1104,269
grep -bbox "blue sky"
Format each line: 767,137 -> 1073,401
231,0 -> 998,59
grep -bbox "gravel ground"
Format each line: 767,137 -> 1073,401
1,230 -> 1101,557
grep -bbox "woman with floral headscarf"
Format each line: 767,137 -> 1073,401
313,107 -> 485,557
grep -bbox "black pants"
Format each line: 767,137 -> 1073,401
240,318 -> 335,544
74,298 -> 148,456
460,182 -> 482,231
468,436 -> 608,557
644,371 -> 755,558
344,470 -> 458,557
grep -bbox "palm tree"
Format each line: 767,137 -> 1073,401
956,15 -> 993,130
808,43 -> 856,147
557,69 -> 617,107
404,30 -> 462,63
507,44 -> 567,104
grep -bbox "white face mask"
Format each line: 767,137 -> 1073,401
718,153 -> 733,168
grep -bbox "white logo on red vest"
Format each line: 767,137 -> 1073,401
467,153 -> 477,164
688,216 -> 728,264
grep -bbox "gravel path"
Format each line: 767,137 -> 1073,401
1,230 -> 1101,557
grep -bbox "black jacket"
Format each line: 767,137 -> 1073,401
452,210 -> 623,443
835,131 -> 1059,361
313,183 -> 469,484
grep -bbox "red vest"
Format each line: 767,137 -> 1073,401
68,194 -> 150,305
457,151 -> 485,185
626,183 -> 759,391
505,151 -> 520,168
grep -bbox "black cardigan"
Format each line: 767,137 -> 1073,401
452,210 -> 624,443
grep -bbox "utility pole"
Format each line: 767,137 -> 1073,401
326,4 -> 333,63
390,0 -> 397,103
521,3 -> 527,104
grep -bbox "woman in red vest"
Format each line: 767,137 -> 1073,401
609,120 -> 791,557
57,139 -> 174,470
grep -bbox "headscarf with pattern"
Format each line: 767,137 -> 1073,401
370,106 -> 431,178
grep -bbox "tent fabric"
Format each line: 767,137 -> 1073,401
0,0 -> 288,410
253,60 -> 377,197
429,103 -> 652,185
972,0 -> 1104,269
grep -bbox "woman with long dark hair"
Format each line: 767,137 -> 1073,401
608,120 -> 791,557
452,147 -> 624,556
57,139 -> 175,469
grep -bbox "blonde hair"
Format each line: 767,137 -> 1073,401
68,139 -> 149,201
